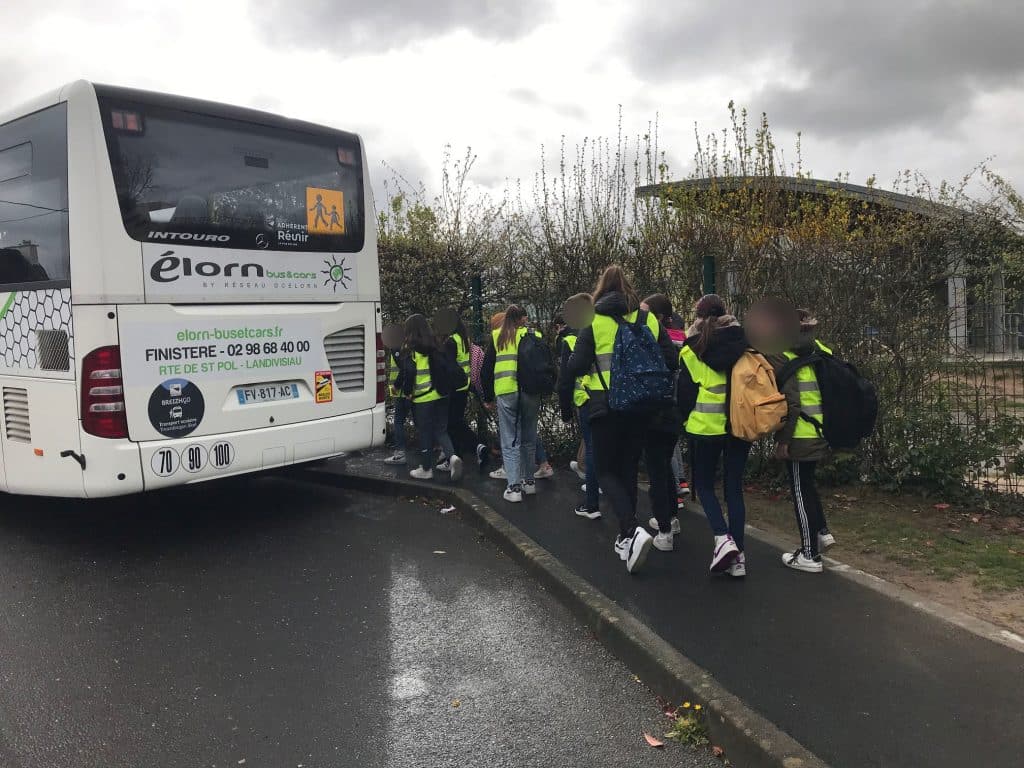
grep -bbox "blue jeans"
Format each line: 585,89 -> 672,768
392,396 -> 410,452
690,435 -> 751,550
536,439 -> 548,465
496,391 -> 539,488
578,401 -> 599,510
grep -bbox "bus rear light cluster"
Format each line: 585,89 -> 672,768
81,346 -> 129,439
375,332 -> 387,404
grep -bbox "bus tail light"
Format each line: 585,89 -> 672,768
375,332 -> 387,404
81,346 -> 129,439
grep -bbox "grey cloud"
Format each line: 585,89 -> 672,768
508,88 -> 586,120
252,0 -> 551,52
626,1 -> 1024,138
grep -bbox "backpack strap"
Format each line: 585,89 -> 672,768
776,351 -> 822,388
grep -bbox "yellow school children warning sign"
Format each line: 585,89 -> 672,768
306,187 -> 345,234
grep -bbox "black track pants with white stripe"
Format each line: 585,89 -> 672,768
787,460 -> 825,558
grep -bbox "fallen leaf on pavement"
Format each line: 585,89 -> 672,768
451,699 -> 461,708
970,516 -> 980,524
643,733 -> 664,748
934,503 -> 950,510
713,745 -> 725,758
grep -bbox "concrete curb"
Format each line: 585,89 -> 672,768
295,467 -> 829,768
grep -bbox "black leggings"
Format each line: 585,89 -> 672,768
447,388 -> 479,457
590,412 -> 648,538
787,460 -> 826,558
645,430 -> 678,534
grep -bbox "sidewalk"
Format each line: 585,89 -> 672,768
338,451 -> 1024,768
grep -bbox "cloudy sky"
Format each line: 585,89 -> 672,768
3,0 -> 1023,201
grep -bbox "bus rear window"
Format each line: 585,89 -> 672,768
98,98 -> 365,253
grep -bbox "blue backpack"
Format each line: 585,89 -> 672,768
595,310 -> 673,412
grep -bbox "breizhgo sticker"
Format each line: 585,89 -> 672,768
148,378 -> 205,438
315,370 -> 334,403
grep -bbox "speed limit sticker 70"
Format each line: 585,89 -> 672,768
151,448 -> 180,477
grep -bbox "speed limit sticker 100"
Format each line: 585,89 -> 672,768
150,441 -> 236,478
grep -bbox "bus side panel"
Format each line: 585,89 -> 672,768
0,376 -> 84,496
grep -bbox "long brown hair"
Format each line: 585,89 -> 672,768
593,265 -> 639,312
497,305 -> 527,350
642,293 -> 674,325
691,294 -> 727,357
404,314 -> 436,354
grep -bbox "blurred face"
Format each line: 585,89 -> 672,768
745,301 -> 799,355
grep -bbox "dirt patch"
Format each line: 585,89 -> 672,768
744,483 -> 1024,637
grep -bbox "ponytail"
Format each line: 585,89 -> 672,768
497,305 -> 527,350
691,294 -> 727,357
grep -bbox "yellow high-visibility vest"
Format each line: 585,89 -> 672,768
783,340 -> 832,439
491,326 -> 530,396
679,345 -> 728,436
411,351 -> 442,403
451,333 -> 471,392
386,351 -> 400,398
583,310 -> 662,394
562,333 -> 589,407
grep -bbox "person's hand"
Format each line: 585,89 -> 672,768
774,442 -> 790,460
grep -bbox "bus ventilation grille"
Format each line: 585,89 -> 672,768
2,387 -> 30,443
323,326 -> 366,392
36,329 -> 70,371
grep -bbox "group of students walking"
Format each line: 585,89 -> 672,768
384,264 -> 875,578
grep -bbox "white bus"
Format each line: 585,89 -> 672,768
0,81 -> 385,497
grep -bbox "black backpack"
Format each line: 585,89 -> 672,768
428,348 -> 467,397
777,347 -> 878,450
517,331 -> 557,397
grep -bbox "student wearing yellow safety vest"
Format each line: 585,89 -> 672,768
382,343 -> 411,466
439,315 -> 489,474
677,294 -> 751,577
566,266 -> 678,575
481,306 -> 542,503
640,293 -> 685,553
767,308 -> 835,574
396,314 -> 463,482
557,294 -> 600,519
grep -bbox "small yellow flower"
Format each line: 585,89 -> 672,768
694,705 -> 702,711
682,702 -> 691,709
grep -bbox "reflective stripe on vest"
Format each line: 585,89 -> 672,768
680,345 -> 728,436
451,333 -> 470,392
492,327 -> 529,396
563,333 -> 589,407
783,340 -> 831,439
412,351 -> 441,403
583,310 -> 661,394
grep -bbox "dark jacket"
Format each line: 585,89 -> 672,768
567,292 -> 678,417
767,330 -> 830,462
556,326 -> 578,422
676,320 -> 748,430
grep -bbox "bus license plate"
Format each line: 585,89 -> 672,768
235,383 -> 300,405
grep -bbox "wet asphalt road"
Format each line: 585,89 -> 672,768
0,475 -> 720,768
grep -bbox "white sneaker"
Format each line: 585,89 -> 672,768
626,528 -> 654,573
489,466 -> 507,480
653,532 -> 674,552
819,532 -> 836,551
727,552 -> 746,578
534,463 -> 554,479
435,459 -> 452,472
383,451 -> 406,465
569,460 -> 586,480
409,467 -> 433,480
575,505 -> 601,520
710,535 -> 740,572
523,480 -> 537,496
782,549 -> 823,573
648,516 -> 681,535
503,485 -> 523,503
581,484 -> 604,495
614,537 -> 630,561
449,455 -> 464,482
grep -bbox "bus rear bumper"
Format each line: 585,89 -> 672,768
82,404 -> 386,497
